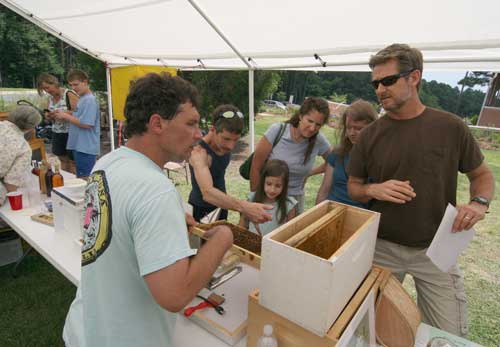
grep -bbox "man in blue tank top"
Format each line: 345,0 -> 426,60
189,104 -> 272,224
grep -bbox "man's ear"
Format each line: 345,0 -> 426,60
409,70 -> 421,87
148,114 -> 164,134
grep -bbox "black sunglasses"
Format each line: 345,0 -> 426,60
371,69 -> 415,89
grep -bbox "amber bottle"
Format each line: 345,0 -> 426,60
52,163 -> 64,188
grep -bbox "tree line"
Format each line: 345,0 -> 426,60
1,4 -> 489,126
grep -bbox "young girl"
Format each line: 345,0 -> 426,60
239,159 -> 297,236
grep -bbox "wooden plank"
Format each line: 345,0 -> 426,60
284,205 -> 346,247
332,214 -> 377,260
327,267 -> 382,339
270,200 -> 330,243
187,263 -> 258,345
295,209 -> 346,259
247,290 -> 337,347
30,212 -> 54,226
342,208 -> 375,242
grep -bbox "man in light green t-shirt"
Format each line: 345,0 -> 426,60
63,73 -> 234,347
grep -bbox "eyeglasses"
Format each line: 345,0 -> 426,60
371,70 -> 415,89
219,111 -> 244,119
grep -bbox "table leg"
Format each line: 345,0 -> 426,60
11,246 -> 33,278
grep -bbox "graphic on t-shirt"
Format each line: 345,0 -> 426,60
82,170 -> 113,266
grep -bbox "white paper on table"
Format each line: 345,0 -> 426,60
426,203 -> 475,272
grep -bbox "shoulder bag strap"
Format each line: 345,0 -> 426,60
65,89 -> 79,111
272,123 -> 286,148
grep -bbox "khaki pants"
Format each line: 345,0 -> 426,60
374,238 -> 468,337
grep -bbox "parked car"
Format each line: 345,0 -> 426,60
262,99 -> 286,110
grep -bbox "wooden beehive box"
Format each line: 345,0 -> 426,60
248,267 -> 384,347
260,201 -> 380,336
192,221 -> 262,269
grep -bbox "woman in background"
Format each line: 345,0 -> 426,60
37,73 -> 79,172
316,99 -> 378,208
0,106 -> 41,205
250,97 -> 331,214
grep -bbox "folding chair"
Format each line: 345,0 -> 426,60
164,161 -> 189,184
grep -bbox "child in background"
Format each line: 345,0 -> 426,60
239,159 -> 297,236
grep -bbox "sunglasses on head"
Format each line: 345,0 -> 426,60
219,111 -> 244,119
371,69 -> 415,89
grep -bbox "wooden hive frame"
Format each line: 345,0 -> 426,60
192,221 -> 261,269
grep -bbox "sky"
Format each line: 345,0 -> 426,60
423,71 -> 488,91
423,71 -> 465,87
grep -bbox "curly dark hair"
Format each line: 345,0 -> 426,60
287,97 -> 330,164
124,72 -> 200,138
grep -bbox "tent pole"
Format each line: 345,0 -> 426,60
249,69 -> 255,152
105,66 -> 115,151
187,0 -> 251,69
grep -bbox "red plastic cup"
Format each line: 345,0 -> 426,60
6,191 -> 23,211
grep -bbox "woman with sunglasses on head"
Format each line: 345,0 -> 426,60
37,73 -> 79,172
250,97 -> 332,214
316,99 -> 378,207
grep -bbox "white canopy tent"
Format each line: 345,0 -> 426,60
2,0 -> 500,148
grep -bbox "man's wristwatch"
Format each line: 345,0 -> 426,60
471,196 -> 490,208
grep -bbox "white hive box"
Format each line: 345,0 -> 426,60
259,201 -> 380,336
52,186 -> 85,239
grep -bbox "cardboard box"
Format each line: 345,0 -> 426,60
52,187 -> 85,239
259,201 -> 380,336
248,267 -> 383,347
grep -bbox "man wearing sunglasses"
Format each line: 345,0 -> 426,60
347,44 -> 494,337
189,104 -> 273,224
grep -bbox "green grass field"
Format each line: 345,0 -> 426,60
0,115 -> 498,347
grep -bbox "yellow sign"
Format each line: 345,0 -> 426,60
110,65 -> 177,121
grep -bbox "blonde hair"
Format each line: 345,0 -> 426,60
37,73 -> 60,96
336,99 -> 378,157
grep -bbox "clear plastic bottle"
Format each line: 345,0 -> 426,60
257,324 -> 278,347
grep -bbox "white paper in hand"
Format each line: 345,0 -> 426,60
426,203 -> 475,272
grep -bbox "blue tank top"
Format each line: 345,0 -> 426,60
327,152 -> 369,209
188,140 -> 231,208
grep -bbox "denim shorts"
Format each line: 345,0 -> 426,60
73,151 -> 96,178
